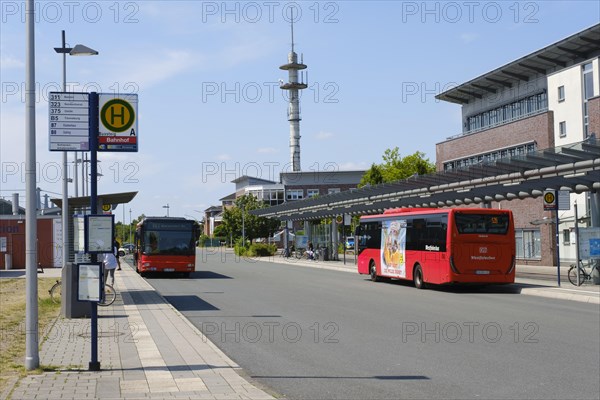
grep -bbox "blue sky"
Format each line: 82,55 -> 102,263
1,1 -> 599,223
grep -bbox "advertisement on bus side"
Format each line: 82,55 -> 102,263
381,219 -> 407,278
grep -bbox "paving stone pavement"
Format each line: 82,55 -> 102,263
7,260 -> 275,400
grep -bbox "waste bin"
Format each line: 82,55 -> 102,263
593,263 -> 600,285
320,246 -> 329,261
62,263 -> 91,318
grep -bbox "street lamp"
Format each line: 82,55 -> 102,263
54,30 -> 97,270
163,204 -> 170,217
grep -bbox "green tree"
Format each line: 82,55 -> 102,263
359,148 -> 435,187
221,195 -> 280,243
213,223 -> 228,238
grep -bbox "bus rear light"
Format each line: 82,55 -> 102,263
507,256 -> 516,274
450,256 -> 460,274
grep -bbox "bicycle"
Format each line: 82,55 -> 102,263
49,280 -> 117,306
568,261 -> 599,286
294,248 -> 306,259
294,248 -> 318,261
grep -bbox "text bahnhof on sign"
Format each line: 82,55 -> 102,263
48,92 -> 138,153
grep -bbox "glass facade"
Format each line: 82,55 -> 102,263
465,92 -> 548,134
443,142 -> 537,171
582,63 -> 594,138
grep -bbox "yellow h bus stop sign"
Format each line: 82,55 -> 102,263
98,93 -> 138,152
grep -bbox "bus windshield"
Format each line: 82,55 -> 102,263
143,229 -> 195,255
454,213 -> 510,235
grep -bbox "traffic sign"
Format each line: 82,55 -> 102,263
48,92 -> 90,151
98,93 -> 138,152
543,190 -> 556,211
557,190 -> 570,211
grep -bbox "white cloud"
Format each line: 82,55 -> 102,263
116,50 -> 200,90
315,131 -> 334,140
0,55 -> 24,70
337,161 -> 369,171
460,33 -> 479,44
257,147 -> 278,154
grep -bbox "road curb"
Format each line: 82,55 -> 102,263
261,255 -> 600,304
519,287 -> 600,304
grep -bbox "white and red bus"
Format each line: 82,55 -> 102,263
134,217 -> 199,277
356,208 -> 515,288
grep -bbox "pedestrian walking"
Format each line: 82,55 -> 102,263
115,239 -> 122,270
103,244 -> 119,286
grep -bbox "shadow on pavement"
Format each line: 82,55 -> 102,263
164,295 -> 220,311
251,374 -> 430,380
363,277 -> 548,295
141,271 -> 232,280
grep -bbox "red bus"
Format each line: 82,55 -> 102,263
356,208 -> 515,288
134,217 -> 199,277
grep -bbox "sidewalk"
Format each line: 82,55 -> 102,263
263,250 -> 600,304
7,259 -> 275,400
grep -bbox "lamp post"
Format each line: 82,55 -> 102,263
54,30 -> 98,372
163,204 -> 170,217
129,209 -> 132,243
24,0 -> 37,371
241,204 -> 246,246
54,31 -> 97,270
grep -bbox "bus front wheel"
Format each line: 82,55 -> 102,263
413,265 -> 426,289
370,262 -> 380,282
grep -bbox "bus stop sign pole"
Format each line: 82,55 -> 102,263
89,92 -> 100,371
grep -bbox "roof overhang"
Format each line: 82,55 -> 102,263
436,24 -> 600,104
251,137 -> 600,220
51,191 -> 137,209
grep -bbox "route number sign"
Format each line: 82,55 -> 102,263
98,93 -> 138,152
48,92 -> 90,151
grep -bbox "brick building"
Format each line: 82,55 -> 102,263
436,24 -> 600,266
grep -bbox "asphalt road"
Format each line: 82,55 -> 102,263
145,250 -> 600,400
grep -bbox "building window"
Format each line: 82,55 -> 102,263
559,121 -> 567,138
515,229 -> 541,259
583,63 -> 594,137
562,229 -> 570,245
327,188 -> 341,194
558,85 -> 565,102
307,189 -> 319,198
286,189 -> 303,201
583,63 -> 594,100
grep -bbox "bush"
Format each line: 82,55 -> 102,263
234,237 -> 249,256
234,241 -> 277,257
197,234 -> 209,247
247,243 -> 277,257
